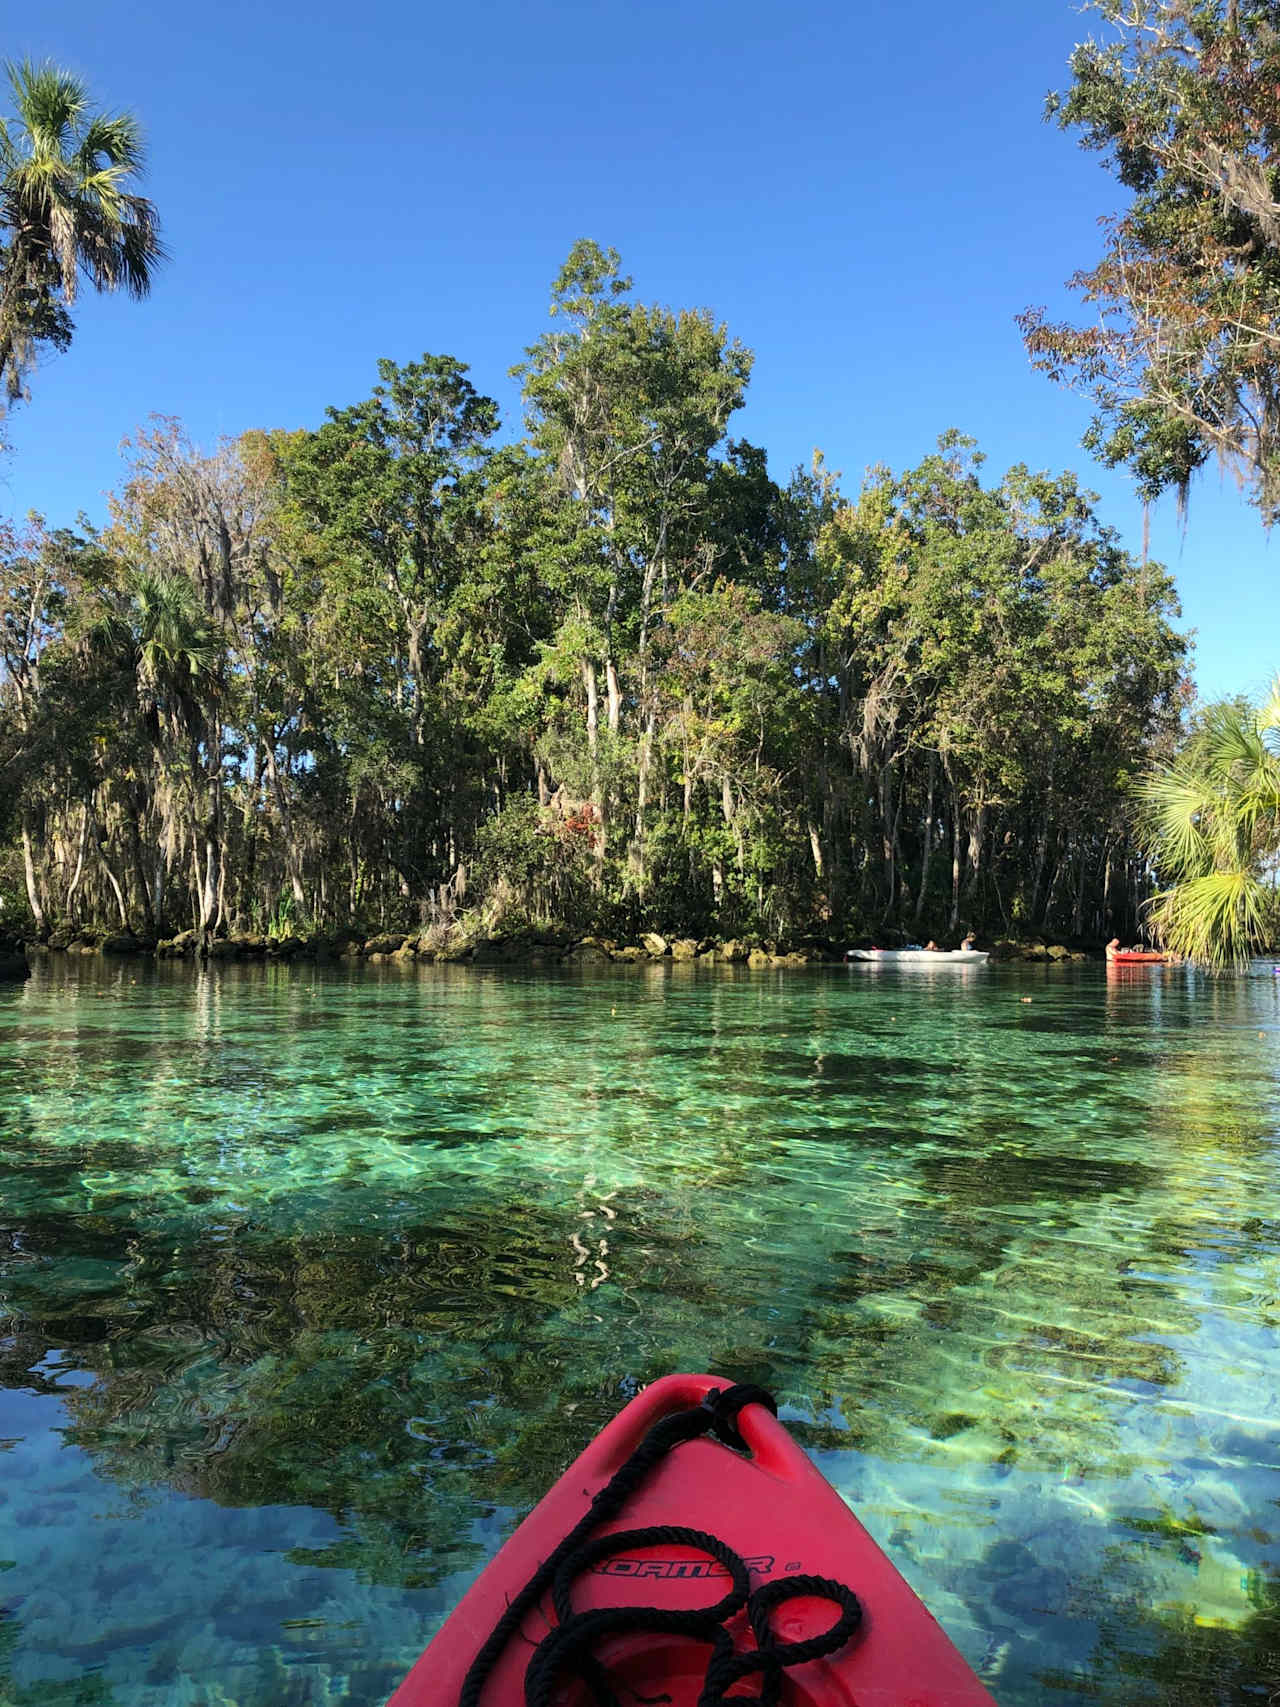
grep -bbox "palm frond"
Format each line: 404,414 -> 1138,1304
0,58 -> 162,395
1133,761 -> 1214,875
1146,868 -> 1272,971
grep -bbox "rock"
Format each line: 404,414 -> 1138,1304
717,939 -> 747,963
641,932 -> 668,957
361,933 -> 406,956
747,948 -> 771,968
670,938 -> 699,961
47,927 -> 74,951
612,945 -> 645,961
339,938 -> 364,959
157,929 -> 198,959
207,938 -> 240,960
470,937 -> 514,965
101,932 -> 144,955
268,934 -> 304,958
393,939 -> 418,960
565,939 -> 612,965
1047,944 -> 1070,961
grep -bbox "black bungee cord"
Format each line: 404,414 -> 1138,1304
457,1383 -> 863,1707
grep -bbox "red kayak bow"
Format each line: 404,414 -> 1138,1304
390,1372 -> 997,1707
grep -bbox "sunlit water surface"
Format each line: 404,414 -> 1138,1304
1,957 -> 1278,1706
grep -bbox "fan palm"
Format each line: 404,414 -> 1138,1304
1136,683 -> 1280,969
0,59 -> 163,404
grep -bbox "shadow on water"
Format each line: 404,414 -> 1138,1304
1,958 -> 1279,1704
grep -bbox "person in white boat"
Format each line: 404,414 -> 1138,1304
960,932 -> 977,952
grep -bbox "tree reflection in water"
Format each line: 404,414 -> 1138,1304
0,960 -> 1278,1704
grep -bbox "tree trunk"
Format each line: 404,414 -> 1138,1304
65,807 -> 90,923
913,753 -> 937,926
963,802 -> 986,903
99,844 -> 130,929
21,818 -> 45,932
581,658 -> 604,874
633,712 -> 656,891
582,658 -> 599,760
879,761 -> 895,916
262,740 -> 306,907
808,823 -> 823,879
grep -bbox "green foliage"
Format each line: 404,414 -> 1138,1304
0,247 -> 1189,946
1023,1 -> 1280,517
1136,683 -> 1280,967
0,60 -> 163,408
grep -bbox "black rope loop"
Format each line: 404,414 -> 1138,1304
699,1382 -> 778,1452
697,1574 -> 864,1705
456,1383 -> 862,1707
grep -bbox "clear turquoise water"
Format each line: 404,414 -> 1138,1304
1,956 -> 1278,1706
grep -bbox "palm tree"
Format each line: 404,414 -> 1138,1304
0,59 -> 163,405
1136,684 -> 1280,969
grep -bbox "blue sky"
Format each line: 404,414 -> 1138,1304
5,0 -> 1276,699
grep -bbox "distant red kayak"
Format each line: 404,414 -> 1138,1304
390,1373 -> 997,1707
1108,951 -> 1172,964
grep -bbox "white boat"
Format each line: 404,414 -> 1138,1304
845,947 -> 990,964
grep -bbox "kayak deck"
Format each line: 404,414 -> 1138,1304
390,1373 -> 996,1707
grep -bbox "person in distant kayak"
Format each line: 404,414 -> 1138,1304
1106,937 -> 1120,959
960,932 -> 977,952
925,940 -> 941,951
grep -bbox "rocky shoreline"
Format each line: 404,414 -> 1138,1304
1,925 -> 1103,977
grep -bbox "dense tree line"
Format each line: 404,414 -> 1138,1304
0,243 -> 1188,947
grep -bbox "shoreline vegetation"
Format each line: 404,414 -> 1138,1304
0,246 -> 1189,965
0,921 -> 1100,977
